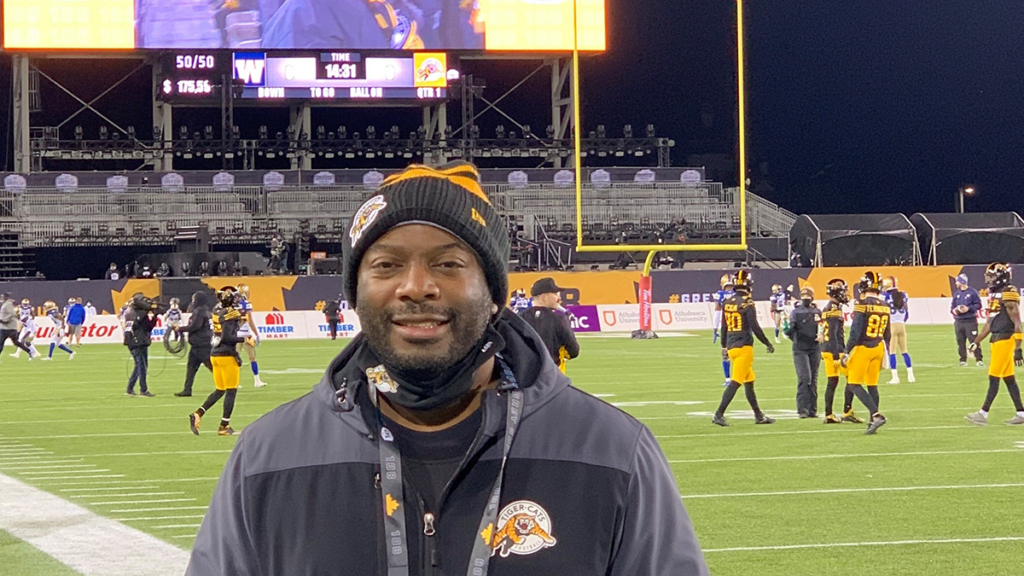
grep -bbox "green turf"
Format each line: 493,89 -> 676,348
0,530 -> 82,576
1,327 -> 1023,575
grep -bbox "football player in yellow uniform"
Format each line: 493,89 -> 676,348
841,271 -> 890,434
190,287 -> 245,437
821,278 -> 854,424
965,263 -> 1024,425
713,270 -> 776,426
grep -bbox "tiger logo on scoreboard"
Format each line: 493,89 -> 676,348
489,500 -> 557,558
349,195 -> 388,247
414,53 -> 448,88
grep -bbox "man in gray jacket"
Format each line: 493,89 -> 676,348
186,162 -> 709,576
0,293 -> 34,360
786,286 -> 822,418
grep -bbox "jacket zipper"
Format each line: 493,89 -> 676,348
420,498 -> 439,576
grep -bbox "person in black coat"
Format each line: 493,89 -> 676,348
124,294 -> 159,397
517,278 -> 580,373
323,296 -> 343,340
786,287 -> 822,418
175,292 -> 215,397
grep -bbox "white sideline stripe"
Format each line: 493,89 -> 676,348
669,448 -> 1020,464
644,406 -> 980,420
111,506 -> 209,513
90,498 -> 197,506
658,424 -> 972,439
683,483 -> 1024,500
76,492 -> 185,499
22,469 -> 110,476
40,477 -> 218,486
118,515 -> 206,522
172,535 -> 198,539
62,486 -> 159,492
152,524 -> 202,529
0,471 -> 190,575
703,536 -> 1024,553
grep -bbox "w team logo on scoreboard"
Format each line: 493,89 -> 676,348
233,53 -> 267,87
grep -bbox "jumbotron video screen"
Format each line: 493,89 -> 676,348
2,0 -> 606,52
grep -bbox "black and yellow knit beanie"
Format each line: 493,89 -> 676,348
342,161 -> 510,307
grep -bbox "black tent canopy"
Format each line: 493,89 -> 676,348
910,212 -> 1024,265
790,214 -> 921,267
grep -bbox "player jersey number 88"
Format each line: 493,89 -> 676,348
865,314 -> 889,339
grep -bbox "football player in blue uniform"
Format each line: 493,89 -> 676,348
9,299 -> 39,360
770,284 -> 788,343
510,289 -> 532,313
41,301 -> 75,361
882,276 -> 915,384
235,284 -> 267,388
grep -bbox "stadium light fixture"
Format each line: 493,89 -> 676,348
958,185 -> 977,213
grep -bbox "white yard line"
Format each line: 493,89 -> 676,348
28,474 -> 126,481
62,486 -> 159,492
76,492 -> 185,499
704,536 -> 1024,553
4,432 -> 198,440
0,459 -> 83,466
658,424 -> 972,439
110,506 -> 209,513
669,448 -> 1020,464
2,464 -> 96,471
117,515 -> 206,522
39,477 -> 219,486
89,498 -> 197,506
152,524 -> 202,529
171,535 -> 199,539
22,469 -> 110,476
84,449 -> 232,458
683,482 -> 1024,500
0,471 -> 191,575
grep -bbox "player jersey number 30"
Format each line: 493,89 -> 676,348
724,306 -> 743,331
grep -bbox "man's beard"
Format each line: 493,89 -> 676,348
357,297 -> 494,381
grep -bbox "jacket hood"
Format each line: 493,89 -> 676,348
313,308 -> 571,437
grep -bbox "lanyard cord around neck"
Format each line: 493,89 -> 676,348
376,356 -> 522,576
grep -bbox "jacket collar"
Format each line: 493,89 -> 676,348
313,309 -> 570,439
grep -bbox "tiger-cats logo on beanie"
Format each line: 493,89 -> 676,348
349,195 -> 388,247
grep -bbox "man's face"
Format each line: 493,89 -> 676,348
356,225 -> 495,378
957,283 -> 967,291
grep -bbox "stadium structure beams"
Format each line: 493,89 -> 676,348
12,55 -> 31,173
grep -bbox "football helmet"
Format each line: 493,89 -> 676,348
21,298 -> 30,307
43,300 -> 58,312
858,271 -> 883,294
771,283 -> 782,293
734,270 -> 753,292
720,274 -> 734,289
237,284 -> 250,299
985,263 -> 1012,291
217,286 -> 240,308
882,276 -> 897,291
827,278 -> 850,304
169,297 -> 180,308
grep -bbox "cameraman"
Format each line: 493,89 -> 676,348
124,294 -> 159,397
175,292 -> 214,397
323,295 -> 342,340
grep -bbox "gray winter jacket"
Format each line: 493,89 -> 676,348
186,311 -> 708,576
0,301 -> 17,331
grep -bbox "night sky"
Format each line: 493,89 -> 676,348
1,0 -> 1022,216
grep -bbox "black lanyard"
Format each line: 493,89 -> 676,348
376,357 -> 522,576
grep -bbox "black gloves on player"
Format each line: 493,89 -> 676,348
1015,348 -> 1023,367
766,344 -> 775,354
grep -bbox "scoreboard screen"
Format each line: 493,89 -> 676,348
232,52 -> 452,102
158,52 -> 227,102
2,0 -> 605,52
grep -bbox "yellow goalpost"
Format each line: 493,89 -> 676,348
571,0 -> 749,256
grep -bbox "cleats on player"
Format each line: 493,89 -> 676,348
190,412 -> 202,435
865,415 -> 887,435
755,415 -> 775,425
824,414 -> 842,424
712,414 -> 729,427
841,411 -> 863,424
254,379 -> 267,389
218,425 -> 236,436
1004,415 -> 1024,426
964,411 -> 987,426
68,352 -> 75,361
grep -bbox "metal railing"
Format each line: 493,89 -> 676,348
0,182 -> 794,248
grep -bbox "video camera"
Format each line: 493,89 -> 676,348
131,294 -> 169,314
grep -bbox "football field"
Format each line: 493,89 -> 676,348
1,325 -> 1022,575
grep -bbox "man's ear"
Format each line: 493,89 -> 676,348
491,303 -> 499,315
